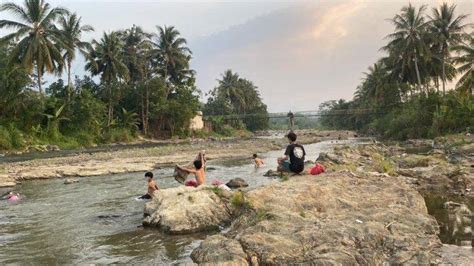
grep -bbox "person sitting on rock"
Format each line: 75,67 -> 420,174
253,153 -> 264,168
139,172 -> 159,199
177,151 -> 206,187
278,132 -> 306,174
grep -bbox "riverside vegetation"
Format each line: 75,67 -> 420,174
319,3 -> 473,140
0,0 -> 269,152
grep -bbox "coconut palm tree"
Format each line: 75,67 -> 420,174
0,0 -> 69,96
384,4 -> 429,93
152,25 -> 192,95
120,25 -> 153,134
429,3 -> 469,95
85,32 -> 129,125
58,12 -> 94,100
452,34 -> 474,95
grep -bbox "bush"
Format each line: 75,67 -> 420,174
0,126 -> 12,150
7,124 -> 25,149
101,128 -> 133,143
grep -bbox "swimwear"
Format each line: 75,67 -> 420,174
139,194 -> 152,199
185,180 -> 198,187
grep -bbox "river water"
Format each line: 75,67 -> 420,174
0,140 -> 354,264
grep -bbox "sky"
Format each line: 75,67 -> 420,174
1,0 -> 473,112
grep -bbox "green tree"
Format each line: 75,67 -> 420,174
85,31 -> 129,125
120,25 -> 154,134
384,4 -> 429,93
58,12 -> 94,100
452,34 -> 474,95
152,25 -> 192,96
429,3 -> 469,95
0,0 -> 69,95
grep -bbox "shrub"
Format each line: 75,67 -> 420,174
0,126 -> 12,150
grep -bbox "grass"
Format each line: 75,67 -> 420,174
231,191 -> 253,210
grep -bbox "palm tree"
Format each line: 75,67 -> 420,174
152,25 -> 192,96
58,13 -> 94,100
429,3 -> 469,95
120,25 -> 153,134
85,32 -> 129,125
384,4 -> 429,94
0,0 -> 69,95
452,34 -> 474,95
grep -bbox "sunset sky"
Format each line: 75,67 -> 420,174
2,0 -> 473,112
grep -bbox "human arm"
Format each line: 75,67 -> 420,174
177,165 -> 197,174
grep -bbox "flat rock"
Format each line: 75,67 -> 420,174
143,185 -> 232,234
192,173 -> 442,265
226,178 -> 249,188
191,235 -> 248,265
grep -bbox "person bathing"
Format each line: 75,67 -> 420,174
139,172 -> 159,199
253,153 -> 264,168
278,131 -> 306,174
177,151 -> 206,187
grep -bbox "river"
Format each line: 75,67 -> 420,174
0,140 -> 354,264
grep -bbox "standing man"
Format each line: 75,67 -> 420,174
278,132 -> 306,174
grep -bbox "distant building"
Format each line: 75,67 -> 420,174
189,111 -> 204,130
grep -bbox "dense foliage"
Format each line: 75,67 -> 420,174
1,0 -> 266,151
319,3 -> 473,140
203,70 -> 269,134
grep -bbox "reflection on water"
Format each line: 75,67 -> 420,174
424,194 -> 473,246
0,139 -> 362,264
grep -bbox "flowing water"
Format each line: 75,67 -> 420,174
0,139 -> 358,264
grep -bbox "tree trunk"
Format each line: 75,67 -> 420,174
441,48 -> 446,96
67,60 -> 72,102
145,85 -> 150,135
414,56 -> 423,96
108,82 -> 113,126
37,67 -> 43,96
141,91 -> 146,134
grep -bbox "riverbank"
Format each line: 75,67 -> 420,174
140,134 -> 473,264
0,130 -> 357,188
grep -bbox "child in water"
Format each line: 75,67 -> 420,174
139,172 -> 159,199
253,154 -> 264,168
6,192 -> 20,202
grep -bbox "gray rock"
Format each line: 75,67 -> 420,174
226,178 -> 249,188
193,173 -> 443,264
143,186 -> 232,234
191,235 -> 248,265
64,178 -> 79,184
264,170 -> 280,177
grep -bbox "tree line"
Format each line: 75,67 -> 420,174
319,3 -> 473,140
0,0 -> 269,151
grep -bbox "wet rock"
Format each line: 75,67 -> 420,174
226,178 -> 249,188
191,235 -> 248,265
46,145 -> 60,151
64,178 -> 79,184
264,170 -> 280,177
143,186 -> 232,234
193,174 -> 442,264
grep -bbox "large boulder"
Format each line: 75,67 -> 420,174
226,178 -> 249,189
191,235 -> 248,265
143,185 -> 233,234
192,173 -> 443,265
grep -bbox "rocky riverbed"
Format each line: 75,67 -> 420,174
0,130 -> 356,188
142,133 -> 473,264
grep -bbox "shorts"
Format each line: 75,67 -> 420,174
139,194 -> 152,199
185,180 -> 198,187
281,160 -> 291,171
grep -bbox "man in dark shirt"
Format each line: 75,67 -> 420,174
278,131 -> 306,174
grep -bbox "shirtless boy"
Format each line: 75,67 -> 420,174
139,172 -> 159,199
253,153 -> 264,168
177,151 -> 206,187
